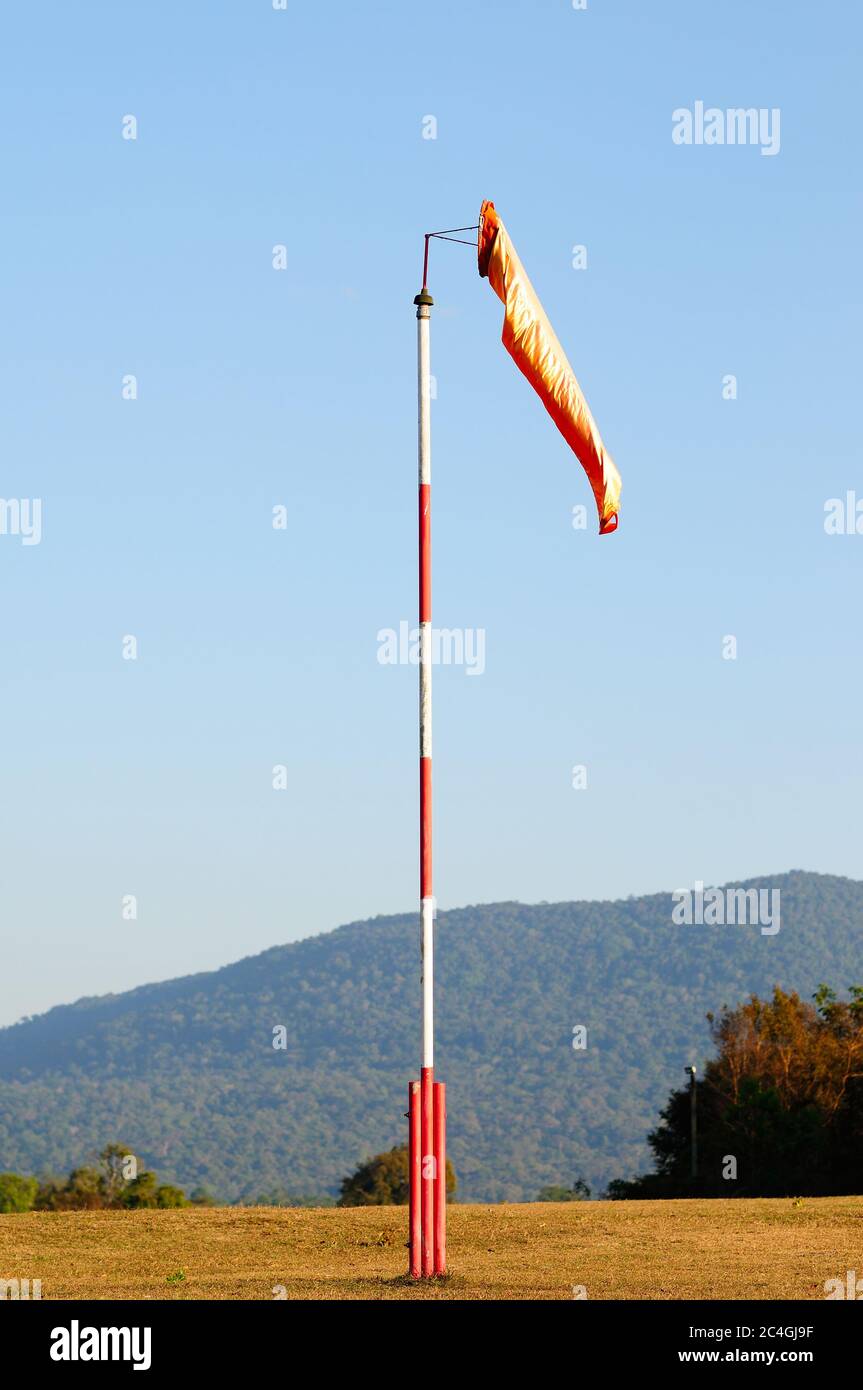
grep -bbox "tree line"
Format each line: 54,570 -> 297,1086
610,985 -> 863,1198
0,1143 -> 216,1212
3,983 -> 859,1209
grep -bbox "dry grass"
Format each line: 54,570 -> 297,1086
2,1197 -> 862,1300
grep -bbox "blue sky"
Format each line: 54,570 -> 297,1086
1,1 -> 860,1024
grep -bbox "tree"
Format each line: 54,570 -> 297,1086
0,1172 -> 38,1213
154,1184 -> 188,1209
122,1171 -> 160,1208
536,1179 -> 591,1202
37,1166 -> 105,1211
99,1143 -> 135,1205
611,985 -> 863,1198
189,1186 -> 219,1207
337,1144 -> 456,1207
31,1143 -> 191,1210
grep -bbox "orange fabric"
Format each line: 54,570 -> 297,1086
478,200 -> 621,534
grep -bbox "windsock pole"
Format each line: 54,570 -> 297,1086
409,230 -> 480,1278
410,278 -> 443,1277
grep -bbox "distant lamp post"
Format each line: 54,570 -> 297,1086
684,1065 -> 697,1183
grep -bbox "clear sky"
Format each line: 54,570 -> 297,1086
1,1 -> 860,1025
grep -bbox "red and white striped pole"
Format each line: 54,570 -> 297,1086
409,276 -> 445,1277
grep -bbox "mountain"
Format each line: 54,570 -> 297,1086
0,871 -> 861,1202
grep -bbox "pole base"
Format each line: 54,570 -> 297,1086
407,1074 -> 446,1278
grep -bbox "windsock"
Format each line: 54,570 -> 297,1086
478,200 -> 621,534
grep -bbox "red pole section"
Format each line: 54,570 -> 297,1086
433,1081 -> 446,1274
409,1081 -> 421,1278
421,1065 -> 434,1276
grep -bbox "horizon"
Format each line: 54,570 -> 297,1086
3,865 -> 855,1028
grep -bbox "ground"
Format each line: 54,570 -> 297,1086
2,1198 -> 861,1300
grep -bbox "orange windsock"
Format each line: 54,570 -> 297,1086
478,201 -> 621,534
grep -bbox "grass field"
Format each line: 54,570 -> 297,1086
2,1198 -> 862,1300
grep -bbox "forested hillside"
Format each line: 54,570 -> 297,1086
0,871 -> 860,1201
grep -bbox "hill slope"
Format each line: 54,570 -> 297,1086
0,870 -> 861,1201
